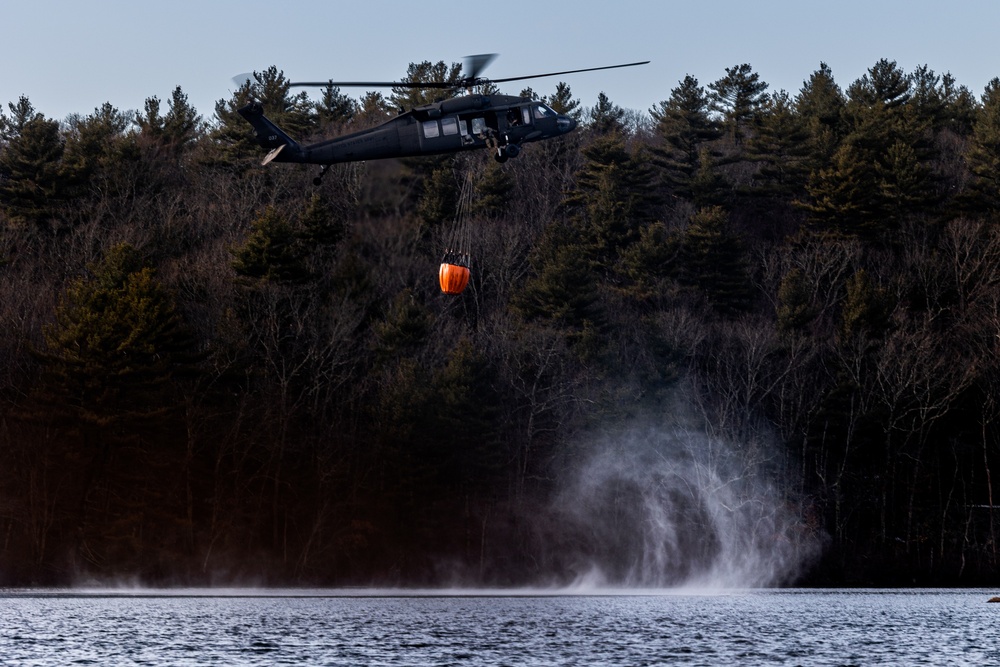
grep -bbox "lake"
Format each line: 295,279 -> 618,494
1,588 -> 996,665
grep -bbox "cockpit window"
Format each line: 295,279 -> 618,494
533,104 -> 558,120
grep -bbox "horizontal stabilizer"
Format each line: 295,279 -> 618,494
262,144 -> 285,166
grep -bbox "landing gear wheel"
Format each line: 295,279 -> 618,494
313,164 -> 330,187
494,148 -> 509,163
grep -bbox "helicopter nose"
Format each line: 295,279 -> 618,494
557,115 -> 576,133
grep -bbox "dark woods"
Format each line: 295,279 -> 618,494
2,60 -> 1000,586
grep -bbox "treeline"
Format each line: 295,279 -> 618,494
1,59 -> 1000,586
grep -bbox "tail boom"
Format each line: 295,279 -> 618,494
237,102 -> 302,163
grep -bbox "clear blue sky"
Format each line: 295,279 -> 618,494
4,0 -> 1000,124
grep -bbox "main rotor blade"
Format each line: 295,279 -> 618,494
291,55 -> 498,90
288,80 -> 458,89
464,53 -> 498,80
231,73 -> 254,87
490,60 -> 650,84
286,59 -> 649,90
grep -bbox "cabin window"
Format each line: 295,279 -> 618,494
471,117 -> 487,135
533,104 -> 557,120
441,117 -> 459,136
422,120 -> 440,138
459,119 -> 469,136
522,106 -> 532,125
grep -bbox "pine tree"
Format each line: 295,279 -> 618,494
315,84 -> 356,128
389,61 -> 463,110
838,269 -> 890,342
473,160 -> 514,219
619,220 -> 680,304
846,59 -> 911,108
709,64 -> 769,144
650,75 -> 722,196
135,96 -> 167,138
563,133 -> 659,275
877,140 -> 931,226
355,91 -> 394,126
588,92 -> 626,136
417,164 -> 459,229
965,78 -> 1000,211
795,63 -> 846,171
690,146 -> 730,208
938,72 -> 978,136
35,244 -> 200,427
776,267 -> 816,332
797,63 -> 846,131
0,99 -> 65,230
62,102 -> 141,204
746,90 -> 812,199
841,61 -> 927,174
427,338 -> 501,486
135,86 -> 201,150
545,82 -> 582,120
676,206 -> 752,314
909,65 -> 948,131
231,207 -> 311,284
299,191 -> 347,249
820,61 -> 941,231
0,96 -> 41,139
514,221 -> 605,341
372,289 -> 432,366
800,142 -> 883,240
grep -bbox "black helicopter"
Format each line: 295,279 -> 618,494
236,55 -> 648,184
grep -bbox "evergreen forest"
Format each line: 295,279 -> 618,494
3,59 -> 1000,587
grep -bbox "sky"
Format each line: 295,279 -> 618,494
4,0 -> 1000,125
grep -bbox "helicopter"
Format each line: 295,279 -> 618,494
236,55 -> 648,184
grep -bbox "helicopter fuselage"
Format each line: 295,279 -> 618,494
238,94 -> 576,168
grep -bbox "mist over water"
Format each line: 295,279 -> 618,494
540,422 -> 823,589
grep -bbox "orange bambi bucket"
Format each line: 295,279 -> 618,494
439,263 -> 471,295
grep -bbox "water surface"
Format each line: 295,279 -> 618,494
1,588 -> 996,665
